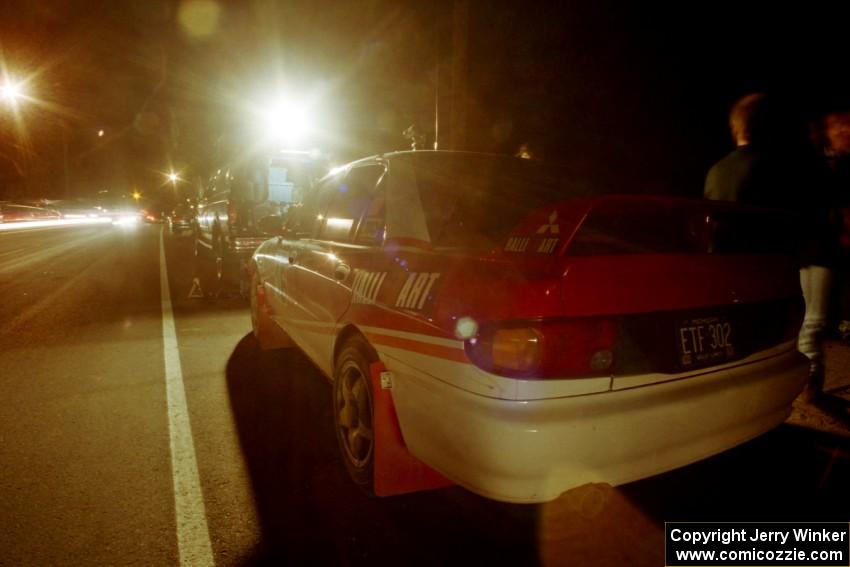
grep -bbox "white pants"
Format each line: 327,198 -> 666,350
798,266 -> 832,364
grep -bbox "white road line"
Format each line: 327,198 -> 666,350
159,229 -> 215,566
0,217 -> 112,231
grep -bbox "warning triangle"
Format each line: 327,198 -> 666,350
188,277 -> 204,299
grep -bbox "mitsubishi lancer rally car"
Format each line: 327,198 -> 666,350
248,150 -> 808,503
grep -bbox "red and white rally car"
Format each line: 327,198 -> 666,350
249,151 -> 808,503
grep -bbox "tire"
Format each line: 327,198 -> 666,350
333,336 -> 378,492
199,233 -> 227,299
194,239 -> 223,300
193,252 -> 216,300
238,263 -> 251,301
212,234 -> 225,281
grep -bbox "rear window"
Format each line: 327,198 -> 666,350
230,156 -> 326,204
568,201 -> 801,256
407,154 -> 601,248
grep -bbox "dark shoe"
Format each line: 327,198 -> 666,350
840,320 -> 850,342
799,384 -> 822,404
798,362 -> 825,404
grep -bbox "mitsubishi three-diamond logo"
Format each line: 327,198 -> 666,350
537,211 -> 560,234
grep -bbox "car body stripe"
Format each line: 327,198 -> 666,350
364,330 -> 469,363
357,324 -> 463,349
273,316 -> 467,362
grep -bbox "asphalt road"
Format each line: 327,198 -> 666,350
0,222 -> 847,566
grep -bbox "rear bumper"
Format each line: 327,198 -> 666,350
389,345 -> 808,503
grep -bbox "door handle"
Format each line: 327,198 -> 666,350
333,262 -> 351,281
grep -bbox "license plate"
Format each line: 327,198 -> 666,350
676,315 -> 736,368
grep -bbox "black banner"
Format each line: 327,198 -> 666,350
666,522 -> 849,566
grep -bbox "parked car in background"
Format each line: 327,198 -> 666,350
140,206 -> 165,223
249,150 -> 809,503
93,193 -> 143,225
0,202 -> 62,223
43,199 -> 102,219
167,203 -> 195,236
195,150 -> 327,296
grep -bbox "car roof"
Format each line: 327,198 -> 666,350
319,150 -> 529,185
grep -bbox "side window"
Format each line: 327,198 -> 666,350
296,172 -> 344,237
319,165 -> 385,242
231,163 -> 267,203
355,174 -> 386,245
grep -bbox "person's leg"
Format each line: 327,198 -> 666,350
839,253 -> 850,340
798,265 -> 832,399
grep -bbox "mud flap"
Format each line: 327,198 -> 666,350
369,361 -> 454,497
254,283 -> 294,350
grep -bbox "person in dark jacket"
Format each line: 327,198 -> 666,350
705,93 -> 835,401
824,111 -> 850,340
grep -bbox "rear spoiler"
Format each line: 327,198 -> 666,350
504,195 -> 799,257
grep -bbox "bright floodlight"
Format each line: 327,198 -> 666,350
263,97 -> 313,146
0,81 -> 23,104
168,172 -> 178,183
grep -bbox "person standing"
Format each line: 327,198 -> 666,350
823,111 -> 850,340
705,92 -> 836,401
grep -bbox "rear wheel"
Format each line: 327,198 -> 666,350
238,264 -> 251,300
333,336 -> 377,492
192,234 -> 223,299
212,234 -> 225,281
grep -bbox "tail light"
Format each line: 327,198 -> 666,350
465,317 -> 617,378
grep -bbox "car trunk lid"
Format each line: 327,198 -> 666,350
438,196 -> 803,380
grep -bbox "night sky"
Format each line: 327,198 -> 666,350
1,0 -> 848,202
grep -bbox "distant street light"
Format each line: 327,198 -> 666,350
168,172 -> 179,183
131,190 -> 142,202
98,129 -> 104,137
